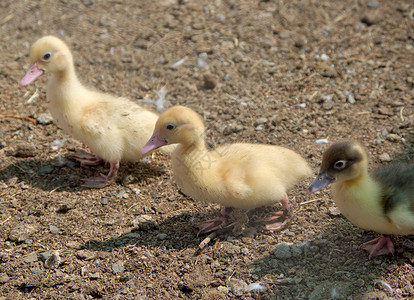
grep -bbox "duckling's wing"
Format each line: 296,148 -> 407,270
80,96 -> 155,135
80,101 -> 112,137
374,164 -> 414,230
221,158 -> 253,200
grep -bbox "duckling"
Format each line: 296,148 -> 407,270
20,36 -> 170,188
140,106 -> 311,233
309,141 -> 414,258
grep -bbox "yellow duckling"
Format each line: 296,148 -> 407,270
309,141 -> 414,258
141,106 -> 311,233
20,36 -> 169,188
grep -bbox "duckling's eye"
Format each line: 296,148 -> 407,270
166,124 -> 176,130
334,160 -> 346,170
42,52 -> 51,61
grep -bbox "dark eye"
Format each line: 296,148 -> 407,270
42,52 -> 51,61
334,160 -> 346,169
166,124 -> 175,130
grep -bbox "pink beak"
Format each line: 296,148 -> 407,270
20,62 -> 44,87
141,132 -> 168,156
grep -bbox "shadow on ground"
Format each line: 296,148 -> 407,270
82,211 -> 210,252
0,156 -> 165,192
249,220 -> 411,299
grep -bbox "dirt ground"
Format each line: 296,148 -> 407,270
1,0 -> 414,299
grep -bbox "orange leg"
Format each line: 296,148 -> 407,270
361,235 -> 395,259
82,161 -> 119,188
263,193 -> 292,231
196,207 -> 234,234
69,150 -> 105,166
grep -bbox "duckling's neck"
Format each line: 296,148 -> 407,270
343,168 -> 369,185
177,138 -> 207,156
334,167 -> 373,204
53,63 -> 78,84
173,138 -> 213,182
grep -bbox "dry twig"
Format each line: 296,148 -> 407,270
194,231 -> 217,256
300,198 -> 323,205
0,114 -> 37,125
0,216 -> 11,225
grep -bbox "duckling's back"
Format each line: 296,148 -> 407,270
373,163 -> 414,226
219,143 -> 311,182
215,143 -> 311,208
79,93 -> 161,162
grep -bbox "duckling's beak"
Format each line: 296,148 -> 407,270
20,62 -> 44,87
308,172 -> 334,193
141,132 -> 167,156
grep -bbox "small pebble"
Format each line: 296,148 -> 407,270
202,73 -> 217,90
320,64 -> 338,78
90,272 -> 100,279
197,52 -> 208,69
44,251 -> 60,269
12,143 -> 36,158
157,233 -> 167,240
203,289 -> 227,299
23,253 -> 38,263
39,252 -> 52,262
9,224 -> 36,242
7,177 -> 18,186
254,118 -> 268,126
125,232 -> 141,239
386,134 -> 400,143
378,107 -> 393,116
112,261 -> 125,274
116,190 -> 126,199
135,215 -> 153,223
367,1 -> 379,8
217,286 -> 230,294
131,188 -> 141,194
320,54 -> 329,61
66,241 -> 79,249
316,139 -> 329,144
227,278 -> 249,296
323,102 -> 333,110
278,31 -> 290,40
328,207 -> 341,216
284,230 -> 296,237
361,14 -> 379,26
38,166 -> 54,175
121,174 -> 135,186
272,243 -> 292,259
379,153 -> 391,162
347,94 -> 356,104
50,225 -> 59,234
37,113 -> 54,125
0,273 -> 10,283
76,250 -> 96,261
